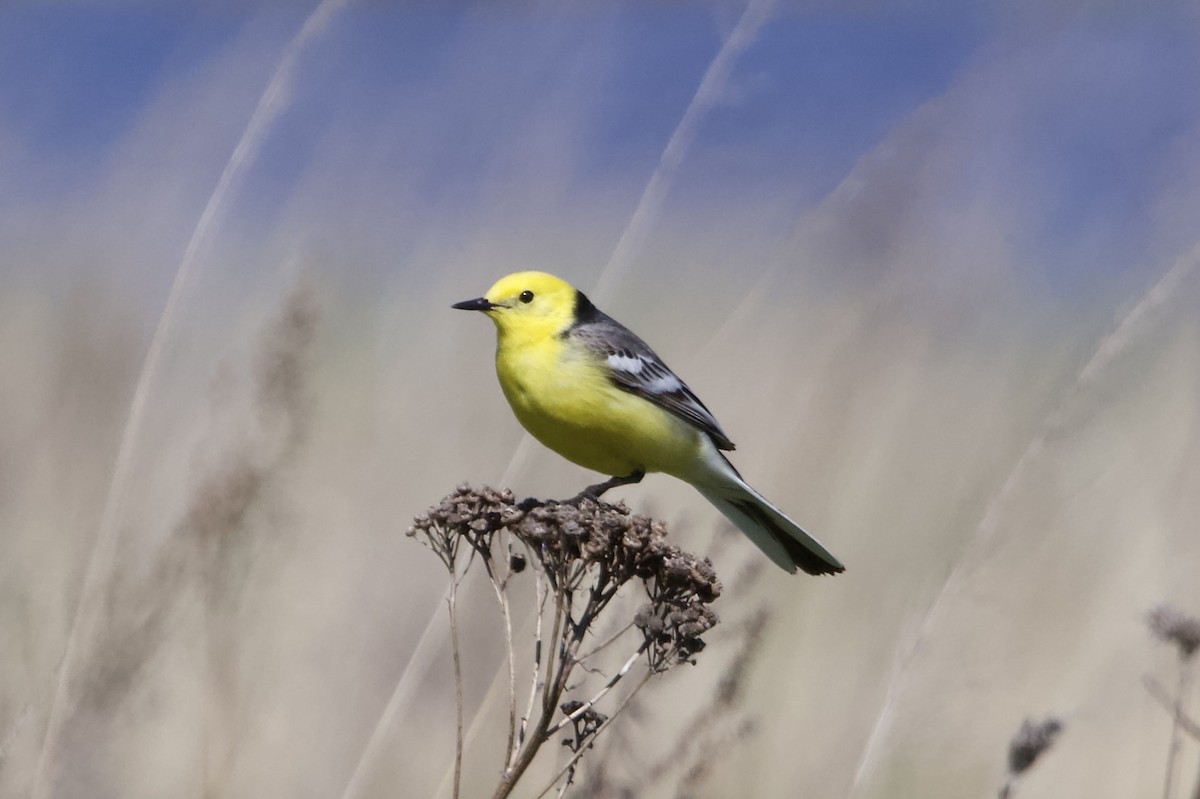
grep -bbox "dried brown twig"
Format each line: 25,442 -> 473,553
408,485 -> 722,799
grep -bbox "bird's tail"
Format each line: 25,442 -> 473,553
691,451 -> 844,576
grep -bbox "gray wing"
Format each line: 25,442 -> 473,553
568,314 -> 736,451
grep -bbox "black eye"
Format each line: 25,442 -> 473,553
519,290 -> 534,303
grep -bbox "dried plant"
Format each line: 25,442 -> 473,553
407,485 -> 722,799
572,554 -> 773,798
1150,606 -> 1200,661
998,716 -> 1063,799
1145,604 -> 1200,799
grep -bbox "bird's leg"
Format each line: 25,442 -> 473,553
569,470 -> 645,504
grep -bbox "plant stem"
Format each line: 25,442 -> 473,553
547,642 -> 648,737
1145,675 -> 1200,740
448,571 -> 464,799
494,582 -> 568,799
1165,659 -> 1193,799
492,656 -> 569,799
483,534 -> 518,764
577,621 -> 636,663
533,670 -> 654,799
516,567 -> 548,762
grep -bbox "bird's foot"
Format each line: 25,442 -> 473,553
565,470 -> 645,505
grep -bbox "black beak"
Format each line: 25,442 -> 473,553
451,297 -> 497,312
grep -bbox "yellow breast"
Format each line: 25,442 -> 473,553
494,335 -> 701,479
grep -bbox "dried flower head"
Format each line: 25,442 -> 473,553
1007,717 -> 1063,776
1147,604 -> 1200,659
411,485 -> 722,608
407,484 -> 525,571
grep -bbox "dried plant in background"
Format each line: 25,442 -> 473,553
997,716 -> 1063,799
1145,604 -> 1200,799
407,485 -> 722,799
1149,605 -> 1200,661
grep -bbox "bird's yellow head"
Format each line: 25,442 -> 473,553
452,271 -> 582,344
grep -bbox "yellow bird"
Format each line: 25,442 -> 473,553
452,271 -> 844,576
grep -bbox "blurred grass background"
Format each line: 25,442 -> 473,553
3,2 -> 1200,797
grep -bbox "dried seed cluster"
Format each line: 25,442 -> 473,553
1007,717 -> 1063,776
1147,604 -> 1200,660
560,700 -> 608,754
408,484 -> 722,673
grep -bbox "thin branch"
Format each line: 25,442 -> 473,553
494,652 -> 565,799
495,581 -> 570,799
577,620 -> 636,663
1192,750 -> 1200,799
504,567 -> 605,797
534,670 -> 655,799
555,772 -> 572,799
448,564 -> 464,799
1165,665 -> 1192,799
517,564 -> 549,761
547,643 -> 649,737
542,581 -> 567,713
482,530 -> 518,764
1145,675 -> 1200,741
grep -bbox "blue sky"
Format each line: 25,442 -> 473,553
1,4 -> 985,207
2,2 -> 1199,304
